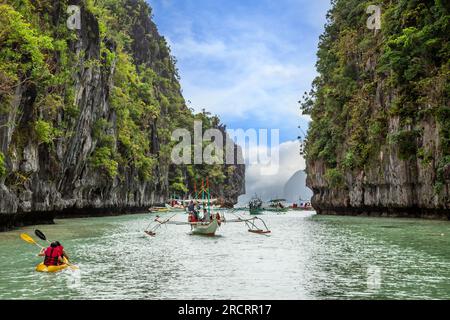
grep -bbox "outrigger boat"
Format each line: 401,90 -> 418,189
149,206 -> 170,213
144,179 -> 271,237
264,199 -> 289,213
248,195 -> 263,215
165,203 -> 186,212
144,211 -> 271,237
291,199 -> 314,211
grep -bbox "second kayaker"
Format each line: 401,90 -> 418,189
54,241 -> 69,260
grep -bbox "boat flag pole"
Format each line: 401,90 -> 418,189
206,177 -> 211,215
201,179 -> 204,205
194,180 -> 197,197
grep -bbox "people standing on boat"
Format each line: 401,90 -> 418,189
187,200 -> 197,219
188,200 -> 195,213
202,208 -> 210,222
216,212 -> 222,226
188,212 -> 198,223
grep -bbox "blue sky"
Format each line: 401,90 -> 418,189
148,0 -> 332,200
148,0 -> 331,144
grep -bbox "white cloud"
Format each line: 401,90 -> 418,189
238,140 -> 306,204
167,22 -> 318,123
151,0 -> 330,132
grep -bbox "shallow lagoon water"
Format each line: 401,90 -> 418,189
0,211 -> 449,299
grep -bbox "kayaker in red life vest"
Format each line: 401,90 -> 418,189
38,241 -> 65,266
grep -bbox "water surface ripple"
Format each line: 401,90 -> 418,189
0,211 -> 449,299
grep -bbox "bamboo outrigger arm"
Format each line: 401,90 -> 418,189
225,212 -> 271,235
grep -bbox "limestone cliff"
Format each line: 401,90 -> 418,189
0,0 -> 245,230
302,0 -> 449,218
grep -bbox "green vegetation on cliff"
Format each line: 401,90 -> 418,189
301,0 -> 449,193
0,152 -> 5,177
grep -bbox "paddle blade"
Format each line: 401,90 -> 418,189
34,229 -> 47,241
20,233 -> 36,245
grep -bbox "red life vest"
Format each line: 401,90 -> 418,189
56,245 -> 64,255
44,247 -> 61,266
56,245 -> 65,259
189,214 -> 198,223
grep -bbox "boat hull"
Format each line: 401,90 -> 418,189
192,219 -> 219,236
249,208 -> 263,215
165,204 -> 186,212
36,257 -> 70,273
149,207 -> 170,213
167,208 -> 186,213
264,207 -> 289,212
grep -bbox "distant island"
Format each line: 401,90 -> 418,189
283,170 -> 313,203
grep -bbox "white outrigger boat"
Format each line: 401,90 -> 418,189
144,211 -> 271,237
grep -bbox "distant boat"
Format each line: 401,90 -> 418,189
264,199 -> 289,213
291,199 -> 314,211
248,195 -> 263,215
149,206 -> 170,213
165,203 -> 186,212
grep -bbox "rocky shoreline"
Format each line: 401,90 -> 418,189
0,205 -> 163,232
314,207 -> 450,220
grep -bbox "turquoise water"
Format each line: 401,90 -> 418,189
0,211 -> 449,299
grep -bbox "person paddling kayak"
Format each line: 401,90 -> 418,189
38,241 -> 65,266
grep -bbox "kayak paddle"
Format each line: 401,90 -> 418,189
20,233 -> 44,249
34,229 -> 79,270
35,229 -> 51,243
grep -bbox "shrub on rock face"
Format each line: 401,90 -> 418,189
324,168 -> 345,188
91,147 -> 119,179
0,152 -> 6,178
389,130 -> 419,161
34,120 -> 56,145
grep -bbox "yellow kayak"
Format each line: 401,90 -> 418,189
36,257 -> 70,273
